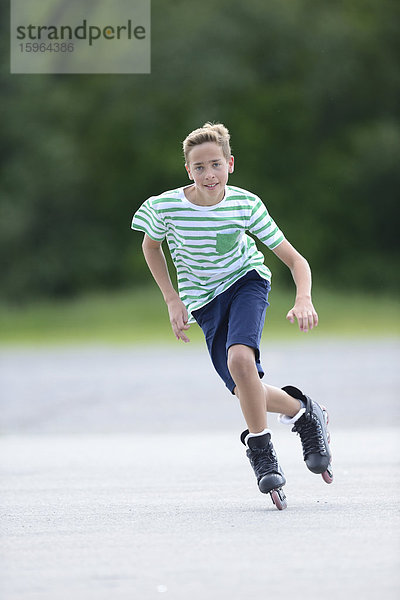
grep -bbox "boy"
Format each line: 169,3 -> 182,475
131,122 -> 332,510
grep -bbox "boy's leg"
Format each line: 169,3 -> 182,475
230,362 -> 303,427
262,384 -> 303,417
228,344 -> 268,433
229,344 -> 287,507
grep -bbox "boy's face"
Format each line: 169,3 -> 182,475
185,142 -> 234,199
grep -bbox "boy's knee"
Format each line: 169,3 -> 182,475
227,344 -> 256,380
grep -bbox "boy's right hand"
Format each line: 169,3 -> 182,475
166,297 -> 191,343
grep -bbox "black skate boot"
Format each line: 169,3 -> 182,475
279,385 -> 333,484
240,429 -> 287,510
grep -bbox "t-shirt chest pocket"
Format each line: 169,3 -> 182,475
216,231 -> 240,255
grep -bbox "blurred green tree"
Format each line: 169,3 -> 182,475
0,0 -> 398,301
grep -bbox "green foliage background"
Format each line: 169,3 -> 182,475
1,0 -> 399,302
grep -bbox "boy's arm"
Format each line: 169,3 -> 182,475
142,234 -> 191,342
272,239 -> 319,333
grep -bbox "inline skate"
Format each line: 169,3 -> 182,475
241,429 -> 287,510
278,385 -> 333,484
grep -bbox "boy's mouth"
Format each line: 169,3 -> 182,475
205,183 -> 218,189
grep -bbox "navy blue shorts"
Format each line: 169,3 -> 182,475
192,270 -> 270,394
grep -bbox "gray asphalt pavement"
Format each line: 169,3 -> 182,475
1,339 -> 399,599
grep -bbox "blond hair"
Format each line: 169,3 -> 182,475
183,122 -> 231,163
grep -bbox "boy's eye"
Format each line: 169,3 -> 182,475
195,166 -> 203,172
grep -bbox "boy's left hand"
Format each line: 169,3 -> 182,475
286,298 -> 319,332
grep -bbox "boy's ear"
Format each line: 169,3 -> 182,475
228,155 -> 235,174
185,163 -> 193,180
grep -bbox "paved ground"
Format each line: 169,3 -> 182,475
1,339 -> 399,599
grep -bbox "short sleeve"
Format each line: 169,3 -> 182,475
131,197 -> 166,242
248,196 -> 285,250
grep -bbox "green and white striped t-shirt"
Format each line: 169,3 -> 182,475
131,184 -> 285,321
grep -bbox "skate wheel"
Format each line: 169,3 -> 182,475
321,405 -> 329,426
270,488 -> 288,511
321,465 -> 333,484
320,407 -> 331,443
